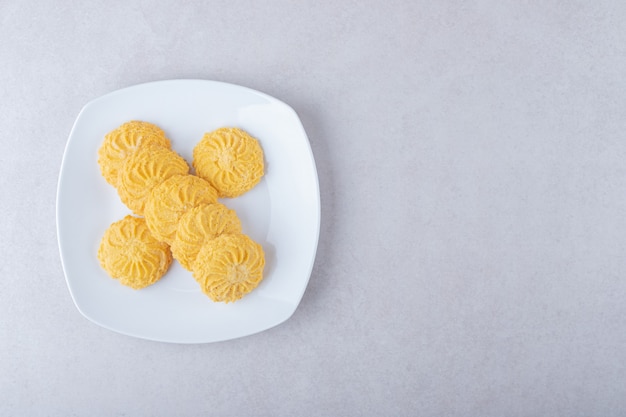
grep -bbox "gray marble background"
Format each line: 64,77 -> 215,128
1,1 -> 625,416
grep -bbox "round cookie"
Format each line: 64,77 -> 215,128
98,121 -> 171,188
144,174 -> 218,244
171,203 -> 242,271
192,127 -> 264,198
97,215 -> 172,289
117,143 -> 189,215
192,234 -> 265,303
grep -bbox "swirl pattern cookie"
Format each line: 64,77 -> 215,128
192,127 -> 264,198
144,174 -> 218,244
97,121 -> 266,303
97,215 -> 172,289
98,121 -> 171,187
117,143 -> 189,215
192,234 -> 265,303
171,203 -> 242,271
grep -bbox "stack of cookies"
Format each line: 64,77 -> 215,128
97,121 -> 265,303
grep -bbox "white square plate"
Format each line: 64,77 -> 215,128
57,80 -> 320,343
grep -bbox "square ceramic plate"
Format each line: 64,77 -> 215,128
57,79 -> 320,343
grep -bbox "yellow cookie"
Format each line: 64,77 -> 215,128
144,174 -> 218,244
192,234 -> 265,303
97,215 -> 172,289
117,143 -> 189,215
98,121 -> 171,188
192,127 -> 264,198
171,203 -> 242,271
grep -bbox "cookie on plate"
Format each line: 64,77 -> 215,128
117,143 -> 189,215
171,203 -> 242,271
97,215 -> 172,289
98,121 -> 171,188
144,174 -> 218,244
192,127 -> 264,198
192,233 -> 265,303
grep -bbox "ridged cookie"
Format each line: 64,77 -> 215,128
144,174 -> 218,244
171,203 -> 242,271
97,215 -> 172,289
117,143 -> 189,215
98,121 -> 171,187
192,234 -> 265,303
192,127 -> 264,198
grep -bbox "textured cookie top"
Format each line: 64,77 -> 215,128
144,174 -> 218,244
192,234 -> 265,303
97,215 -> 172,289
98,121 -> 171,188
192,127 -> 264,198
117,143 -> 189,215
171,203 -> 242,271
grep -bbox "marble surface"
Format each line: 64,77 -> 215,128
1,1 -> 626,415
